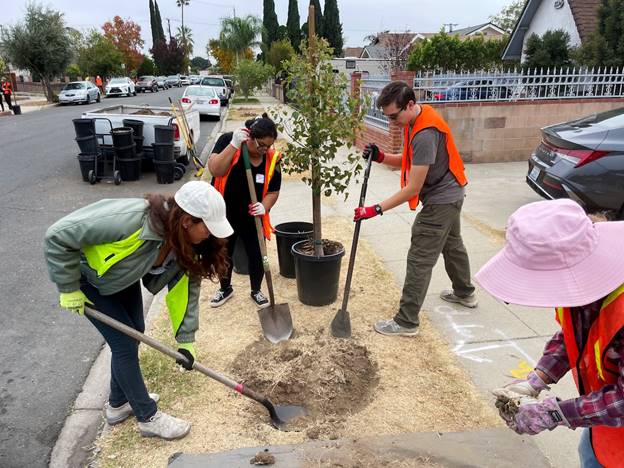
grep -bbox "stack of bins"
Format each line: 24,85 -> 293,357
122,119 -> 149,171
112,127 -> 141,181
73,118 -> 102,181
153,125 -> 175,183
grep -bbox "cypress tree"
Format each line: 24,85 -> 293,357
312,0 -> 323,37
322,0 -> 343,56
287,0 -> 301,51
263,0 -> 280,51
149,0 -> 158,47
154,0 -> 166,43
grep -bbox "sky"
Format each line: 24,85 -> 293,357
3,0 -> 512,58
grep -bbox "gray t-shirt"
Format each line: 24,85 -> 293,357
410,127 -> 465,205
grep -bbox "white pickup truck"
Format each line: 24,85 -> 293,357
81,104 -> 200,160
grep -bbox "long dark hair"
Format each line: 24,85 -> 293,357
245,113 -> 278,139
145,193 -> 229,280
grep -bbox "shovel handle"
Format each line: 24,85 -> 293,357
83,306 -> 271,405
241,143 -> 277,306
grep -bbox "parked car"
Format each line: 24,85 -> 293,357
165,75 -> 181,87
181,85 -> 221,119
429,79 -> 511,101
526,107 -> 624,217
58,81 -> 101,105
105,77 -> 136,97
136,75 -> 159,93
200,76 -> 229,105
156,76 -> 169,89
179,75 -> 191,86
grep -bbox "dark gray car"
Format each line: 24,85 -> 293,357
527,107 -> 624,217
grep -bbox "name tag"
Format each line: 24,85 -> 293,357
255,174 -> 265,184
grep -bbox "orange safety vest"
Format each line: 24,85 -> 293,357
401,104 -> 467,209
2,81 -> 12,95
213,148 -> 281,240
555,285 -> 624,468
96,76 -> 103,86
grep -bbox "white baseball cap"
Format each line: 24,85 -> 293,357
174,181 -> 233,238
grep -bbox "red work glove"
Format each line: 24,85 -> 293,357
363,143 -> 385,163
353,205 -> 381,222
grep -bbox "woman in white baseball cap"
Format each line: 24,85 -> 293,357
44,181 -> 232,441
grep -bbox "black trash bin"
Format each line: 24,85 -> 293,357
111,127 -> 134,147
75,135 -> 98,155
154,125 -> 175,144
154,160 -> 174,183
274,222 -> 314,278
123,119 -> 144,153
152,142 -> 174,161
73,118 -> 96,138
118,157 -> 142,181
77,153 -> 103,182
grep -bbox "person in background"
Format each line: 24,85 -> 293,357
2,77 -> 13,110
44,181 -> 232,440
95,75 -> 103,94
208,114 -> 282,309
477,199 -> 624,468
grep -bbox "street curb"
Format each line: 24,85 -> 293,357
49,288 -> 166,468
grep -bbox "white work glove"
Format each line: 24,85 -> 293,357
230,127 -> 250,149
493,371 -> 550,399
248,202 -> 266,217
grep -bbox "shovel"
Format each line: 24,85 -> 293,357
330,148 -> 375,338
84,306 -> 305,430
241,143 -> 294,344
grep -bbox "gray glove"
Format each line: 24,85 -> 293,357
230,127 -> 250,149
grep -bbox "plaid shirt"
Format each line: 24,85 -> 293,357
536,299 -> 624,428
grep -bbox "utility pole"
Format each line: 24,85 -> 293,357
233,6 -> 236,17
443,23 -> 459,33
166,18 -> 172,40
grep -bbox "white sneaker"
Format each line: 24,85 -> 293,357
105,393 -> 160,425
440,289 -> 478,308
138,411 -> 191,440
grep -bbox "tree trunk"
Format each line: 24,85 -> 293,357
41,76 -> 55,103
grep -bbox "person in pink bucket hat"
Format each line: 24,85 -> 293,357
476,198 -> 624,468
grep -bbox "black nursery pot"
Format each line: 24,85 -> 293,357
292,239 -> 345,306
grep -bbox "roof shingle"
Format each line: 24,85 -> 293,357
568,0 -> 601,42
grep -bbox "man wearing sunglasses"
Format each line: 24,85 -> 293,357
354,81 -> 476,337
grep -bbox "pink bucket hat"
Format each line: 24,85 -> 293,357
475,199 -> 624,307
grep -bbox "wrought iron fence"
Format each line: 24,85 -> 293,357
361,68 -> 624,127
414,67 -> 624,103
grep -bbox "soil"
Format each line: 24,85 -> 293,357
250,450 -> 276,465
294,239 -> 344,257
130,109 -> 171,116
230,330 -> 379,433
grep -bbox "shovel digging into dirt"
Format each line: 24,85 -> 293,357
330,149 -> 375,338
241,143 -> 293,344
84,306 -> 305,430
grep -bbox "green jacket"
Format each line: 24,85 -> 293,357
44,198 -> 200,344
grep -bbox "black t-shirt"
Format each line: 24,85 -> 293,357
210,132 -> 282,226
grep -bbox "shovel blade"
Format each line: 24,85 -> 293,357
330,308 -> 351,338
271,404 -> 307,431
258,303 -> 293,344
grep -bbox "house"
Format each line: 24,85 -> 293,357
503,0 -> 601,61
447,22 -> 506,41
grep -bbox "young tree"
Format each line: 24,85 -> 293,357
322,0 -> 343,56
219,15 -> 262,64
272,38 -> 367,256
287,0 -> 301,51
77,32 -> 124,79
578,0 -> 624,68
489,0 -> 525,32
267,39 -> 295,73
523,30 -> 572,71
102,16 -> 144,74
262,0 -> 281,53
234,59 -> 273,100
0,4 -> 72,101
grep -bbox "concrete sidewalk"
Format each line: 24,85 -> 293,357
232,94 -> 579,467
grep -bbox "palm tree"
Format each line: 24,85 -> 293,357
176,25 -> 194,56
219,15 -> 263,64
176,0 -> 190,50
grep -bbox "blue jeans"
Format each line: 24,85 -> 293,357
81,279 -> 157,422
578,428 -> 603,468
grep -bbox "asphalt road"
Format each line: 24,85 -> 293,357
0,87 -> 221,468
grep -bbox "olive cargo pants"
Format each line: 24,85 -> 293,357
394,199 -> 475,329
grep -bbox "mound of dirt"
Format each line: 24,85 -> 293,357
230,329 -> 379,434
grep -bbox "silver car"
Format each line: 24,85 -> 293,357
58,81 -> 101,105
181,86 -> 221,119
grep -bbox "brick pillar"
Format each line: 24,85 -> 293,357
386,70 -> 416,154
